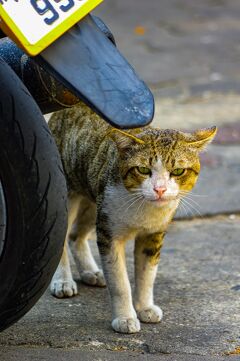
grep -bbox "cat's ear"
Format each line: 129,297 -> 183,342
108,129 -> 145,151
186,126 -> 217,151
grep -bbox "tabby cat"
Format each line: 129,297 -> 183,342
49,103 -> 216,334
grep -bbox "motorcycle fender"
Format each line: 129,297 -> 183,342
38,15 -> 154,129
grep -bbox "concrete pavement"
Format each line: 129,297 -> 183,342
2,347 -> 240,361
0,216 -> 240,359
1,347 -> 239,361
1,0 -> 240,360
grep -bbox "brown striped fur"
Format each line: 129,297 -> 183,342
49,103 -> 216,334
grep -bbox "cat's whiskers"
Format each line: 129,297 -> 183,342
116,187 -> 154,218
118,197 -> 143,216
178,200 -> 189,217
179,193 -> 202,209
179,191 -> 206,215
180,196 -> 203,218
179,198 -> 196,218
120,195 -> 144,220
118,195 -> 142,207
179,190 -> 208,198
117,191 -> 143,207
135,197 -> 146,218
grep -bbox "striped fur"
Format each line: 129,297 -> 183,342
49,103 -> 216,333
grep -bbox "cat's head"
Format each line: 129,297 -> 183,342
110,126 -> 217,207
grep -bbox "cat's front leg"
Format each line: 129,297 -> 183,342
134,232 -> 165,323
97,215 -> 140,333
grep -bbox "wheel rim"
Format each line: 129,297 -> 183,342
0,180 -> 7,258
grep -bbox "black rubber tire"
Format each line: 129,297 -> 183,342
0,58 -> 67,331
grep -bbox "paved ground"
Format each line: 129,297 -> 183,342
1,216 -> 240,360
1,0 -> 240,360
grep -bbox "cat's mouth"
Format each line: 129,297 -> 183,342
149,196 -> 178,205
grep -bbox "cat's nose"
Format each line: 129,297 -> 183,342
154,186 -> 167,198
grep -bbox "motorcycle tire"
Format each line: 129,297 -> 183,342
0,58 -> 67,331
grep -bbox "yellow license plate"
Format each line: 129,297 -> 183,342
0,0 -> 103,55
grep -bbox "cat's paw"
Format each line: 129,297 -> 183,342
80,270 -> 106,287
137,305 -> 163,323
50,279 -> 78,298
111,317 -> 141,334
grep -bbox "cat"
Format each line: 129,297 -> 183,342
48,103 -> 216,334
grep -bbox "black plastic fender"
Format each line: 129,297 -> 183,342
39,15 -> 154,129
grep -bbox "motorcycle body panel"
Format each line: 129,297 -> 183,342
39,15 -> 154,129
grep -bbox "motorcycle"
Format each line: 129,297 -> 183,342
0,0 -> 154,331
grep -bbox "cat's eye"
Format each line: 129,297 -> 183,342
171,168 -> 185,177
137,166 -> 151,175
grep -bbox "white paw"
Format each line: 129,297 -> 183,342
137,305 -> 163,323
112,317 -> 141,334
80,270 -> 106,287
50,279 -> 78,298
